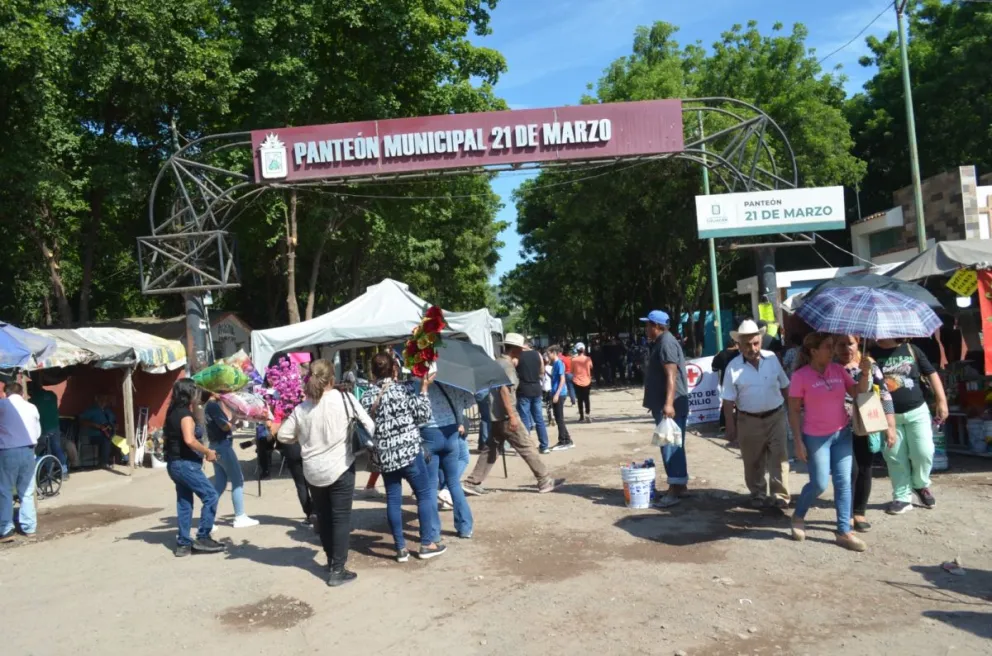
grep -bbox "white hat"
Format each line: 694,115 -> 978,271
729,319 -> 761,344
501,332 -> 526,348
575,342 -> 586,352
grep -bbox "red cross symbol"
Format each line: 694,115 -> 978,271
686,364 -> 703,388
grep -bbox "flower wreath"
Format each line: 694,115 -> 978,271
403,305 -> 446,378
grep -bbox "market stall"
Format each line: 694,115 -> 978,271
250,278 -> 503,371
886,239 -> 992,458
26,327 -> 187,470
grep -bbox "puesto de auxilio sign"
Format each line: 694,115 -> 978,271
251,99 -> 684,183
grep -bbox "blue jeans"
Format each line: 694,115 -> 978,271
382,452 -> 438,550
477,396 -> 491,449
166,459 -> 218,546
41,430 -> 67,474
423,425 -> 473,540
0,446 -> 37,535
651,409 -> 689,485
566,374 -> 576,403
794,428 -> 854,535
438,433 -> 470,490
517,395 -> 550,450
209,439 -> 246,517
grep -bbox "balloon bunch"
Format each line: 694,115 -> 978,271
403,305 -> 446,378
263,356 -> 305,422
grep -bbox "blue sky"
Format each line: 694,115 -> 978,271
475,0 -> 899,282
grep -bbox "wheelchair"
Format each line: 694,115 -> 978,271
34,433 -> 64,499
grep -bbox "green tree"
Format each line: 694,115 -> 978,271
848,0 -> 992,216
506,20 -> 865,342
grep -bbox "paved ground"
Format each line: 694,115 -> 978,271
3,388 -> 992,656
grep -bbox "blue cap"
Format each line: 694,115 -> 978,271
640,310 -> 670,325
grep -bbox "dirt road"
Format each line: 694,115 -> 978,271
3,388 -> 991,655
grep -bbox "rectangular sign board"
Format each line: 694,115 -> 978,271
696,186 -> 846,239
251,99 -> 684,183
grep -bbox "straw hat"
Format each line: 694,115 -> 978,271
729,319 -> 761,344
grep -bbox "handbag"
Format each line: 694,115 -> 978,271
341,390 -> 374,455
853,391 -> 888,436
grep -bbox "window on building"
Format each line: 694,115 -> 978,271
868,228 -> 902,256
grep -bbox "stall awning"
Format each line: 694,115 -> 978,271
26,327 -> 186,373
887,239 -> 992,281
0,323 -> 56,369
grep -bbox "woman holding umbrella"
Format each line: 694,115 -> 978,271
835,335 -> 896,531
869,338 -> 948,514
788,332 -> 872,552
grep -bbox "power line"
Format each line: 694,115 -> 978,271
813,232 -> 876,267
817,1 -> 892,66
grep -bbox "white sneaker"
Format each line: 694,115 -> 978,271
438,489 -> 453,510
233,515 -> 260,529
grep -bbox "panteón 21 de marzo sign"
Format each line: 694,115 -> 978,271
251,99 -> 684,183
695,186 -> 846,239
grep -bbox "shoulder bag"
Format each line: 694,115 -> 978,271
341,390 -> 374,456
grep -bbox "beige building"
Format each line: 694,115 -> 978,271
851,165 -> 992,265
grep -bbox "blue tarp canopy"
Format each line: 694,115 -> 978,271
0,322 -> 56,369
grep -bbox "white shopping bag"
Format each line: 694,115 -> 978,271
651,417 -> 683,448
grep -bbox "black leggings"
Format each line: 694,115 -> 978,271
575,384 -> 591,419
279,441 -> 312,518
852,435 -> 873,516
310,465 -> 356,571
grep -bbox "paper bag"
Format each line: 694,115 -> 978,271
853,392 -> 888,436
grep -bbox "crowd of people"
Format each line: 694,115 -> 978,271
717,319 -> 948,552
2,305 -> 950,575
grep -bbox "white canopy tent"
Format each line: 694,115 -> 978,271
250,278 -> 503,371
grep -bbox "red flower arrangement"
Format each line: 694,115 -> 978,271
404,305 -> 446,378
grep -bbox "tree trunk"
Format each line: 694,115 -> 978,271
31,211 -> 73,327
42,294 -> 52,327
284,190 -> 301,324
305,228 -> 331,321
78,188 -> 104,323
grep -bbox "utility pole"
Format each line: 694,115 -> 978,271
699,111 -> 724,352
895,0 -> 928,253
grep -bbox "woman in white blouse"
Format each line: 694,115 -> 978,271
278,359 -> 374,587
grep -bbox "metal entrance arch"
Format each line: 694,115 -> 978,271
138,97 -> 798,295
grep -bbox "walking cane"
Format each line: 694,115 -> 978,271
502,446 -> 508,478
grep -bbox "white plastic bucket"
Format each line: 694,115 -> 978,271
621,466 -> 656,509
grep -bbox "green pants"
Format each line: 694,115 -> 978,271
882,404 -> 934,502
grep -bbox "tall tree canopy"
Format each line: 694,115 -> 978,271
847,0 -> 992,215
503,21 -> 866,339
0,0 -> 507,328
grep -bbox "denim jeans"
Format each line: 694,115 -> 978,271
794,427 -> 854,535
477,395 -> 491,450
167,458 -> 218,546
209,439 -> 246,517
438,433 -> 470,490
41,430 -> 67,474
651,409 -> 689,485
382,452 -> 438,549
0,446 -> 37,535
517,395 -> 550,450
423,425 -> 473,540
566,373 -> 576,403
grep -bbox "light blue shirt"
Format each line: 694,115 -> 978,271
422,383 -> 476,428
0,395 -> 41,450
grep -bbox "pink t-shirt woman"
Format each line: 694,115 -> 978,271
789,362 -> 856,436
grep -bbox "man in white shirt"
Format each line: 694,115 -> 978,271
721,321 -> 791,509
0,382 -> 42,541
